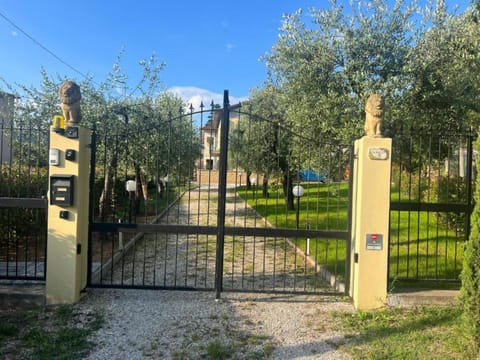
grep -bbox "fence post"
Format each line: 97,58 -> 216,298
215,90 -> 230,299
349,135 -> 392,310
45,124 -> 91,304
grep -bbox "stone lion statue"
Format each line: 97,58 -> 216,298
59,80 -> 81,125
364,93 -> 384,137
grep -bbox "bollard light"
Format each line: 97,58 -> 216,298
126,180 -> 136,192
125,180 -> 136,223
292,185 -> 305,198
292,185 -> 305,229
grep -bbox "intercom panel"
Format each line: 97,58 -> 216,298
50,175 -> 74,206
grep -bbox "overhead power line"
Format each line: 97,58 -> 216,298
0,10 -> 91,81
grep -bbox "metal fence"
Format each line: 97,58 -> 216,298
88,91 -> 352,296
389,130 -> 476,284
0,117 -> 49,280
1,101 -> 474,290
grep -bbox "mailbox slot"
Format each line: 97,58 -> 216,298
50,175 -> 74,206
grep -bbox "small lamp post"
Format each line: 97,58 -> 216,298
251,176 -> 257,198
126,180 -> 136,223
292,185 -> 305,229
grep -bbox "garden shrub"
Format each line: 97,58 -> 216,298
0,167 -> 48,248
432,175 -> 469,234
0,167 -> 48,198
93,176 -> 128,220
392,163 -> 471,234
460,138 -> 480,352
391,165 -> 429,201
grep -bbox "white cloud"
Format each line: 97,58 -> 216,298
11,31 -> 18,37
226,43 -> 236,52
221,20 -> 229,28
168,86 -> 247,111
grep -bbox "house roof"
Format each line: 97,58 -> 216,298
200,103 -> 243,131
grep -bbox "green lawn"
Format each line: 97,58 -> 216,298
0,305 -> 104,359
237,182 -> 349,230
335,305 -> 477,359
238,181 -> 464,289
389,210 -> 464,284
237,182 -> 350,281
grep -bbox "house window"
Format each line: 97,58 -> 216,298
206,159 -> 213,170
207,136 -> 214,153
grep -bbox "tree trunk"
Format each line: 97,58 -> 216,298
140,173 -> 148,201
157,176 -> 165,198
133,163 -> 144,216
283,172 -> 294,210
98,149 -> 118,221
246,170 -> 252,189
98,168 -> 112,221
262,174 -> 269,198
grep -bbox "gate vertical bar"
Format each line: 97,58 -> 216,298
215,90 -> 230,299
344,144 -> 355,295
465,131 -> 474,238
87,124 -> 97,286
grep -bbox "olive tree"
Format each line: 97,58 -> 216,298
263,0 -> 418,143
0,52 -> 199,221
403,1 -> 480,132
234,85 -> 297,209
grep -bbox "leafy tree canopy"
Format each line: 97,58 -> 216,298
258,0 -> 480,141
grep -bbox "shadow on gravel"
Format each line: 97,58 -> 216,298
222,293 -> 348,304
80,289 -> 352,359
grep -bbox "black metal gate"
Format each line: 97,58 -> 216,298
0,116 -> 48,281
88,91 -> 352,296
389,130 -> 476,284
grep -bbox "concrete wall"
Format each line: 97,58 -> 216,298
0,92 -> 14,164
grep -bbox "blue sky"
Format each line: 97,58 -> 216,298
0,0 -> 471,108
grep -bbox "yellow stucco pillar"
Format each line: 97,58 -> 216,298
350,136 -> 392,310
46,125 -> 91,304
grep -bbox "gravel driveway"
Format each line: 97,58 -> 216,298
81,288 -> 353,359
85,186 -> 354,359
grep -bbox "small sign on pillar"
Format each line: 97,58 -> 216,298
366,233 -> 383,250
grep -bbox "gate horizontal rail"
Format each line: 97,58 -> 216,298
91,223 -> 349,240
0,198 -> 47,208
390,202 -> 472,213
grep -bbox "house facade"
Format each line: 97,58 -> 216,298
0,91 -> 15,164
199,105 -> 240,171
